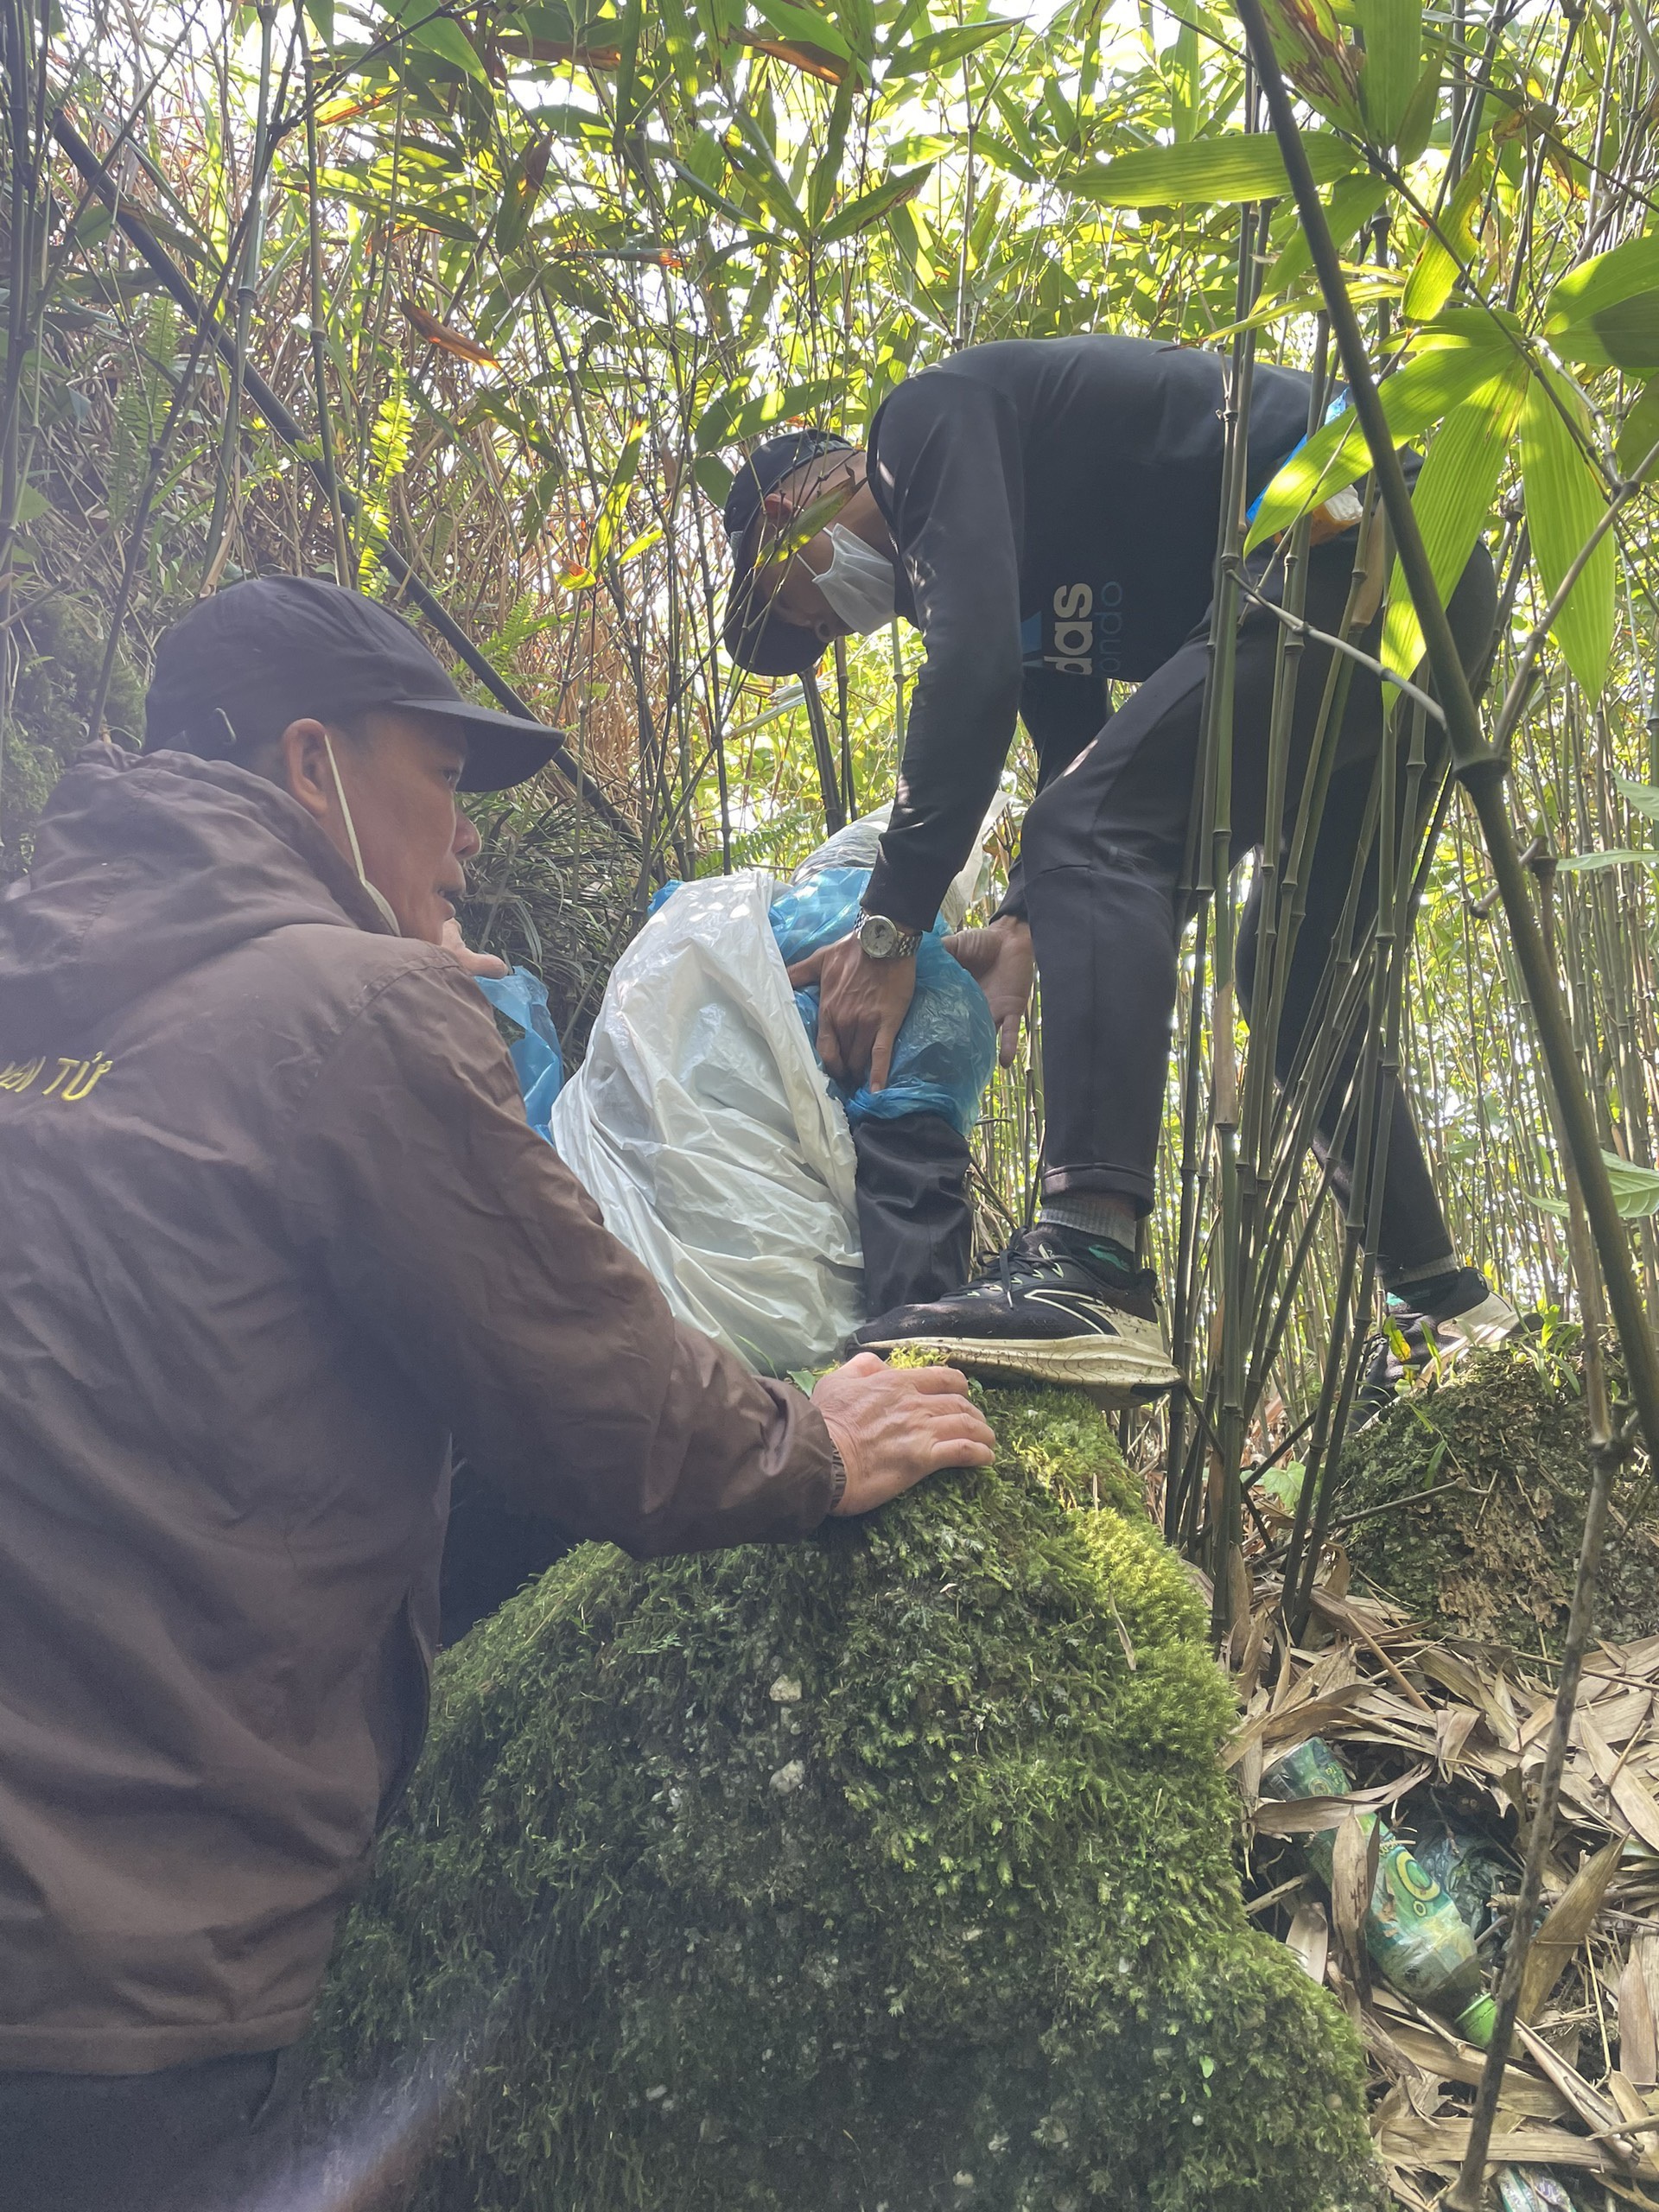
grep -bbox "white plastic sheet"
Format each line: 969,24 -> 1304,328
550,870 -> 863,1376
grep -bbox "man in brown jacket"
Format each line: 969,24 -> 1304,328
0,576 -> 994,2209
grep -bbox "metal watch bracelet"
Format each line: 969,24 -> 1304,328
855,911 -> 923,961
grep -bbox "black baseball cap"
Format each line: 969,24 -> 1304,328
144,575 -> 565,794
721,428 -> 854,677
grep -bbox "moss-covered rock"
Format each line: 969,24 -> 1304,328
1339,1347 -> 1659,1654
309,1383 -> 1376,2211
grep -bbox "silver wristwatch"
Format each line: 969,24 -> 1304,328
855,911 -> 923,961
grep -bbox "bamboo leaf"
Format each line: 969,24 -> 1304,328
1261,171 -> 1389,300
1245,332 -> 1507,550
1401,144 -> 1493,324
1521,365 -> 1616,699
1597,290 -> 1659,368
741,35 -> 847,83
881,16 -> 1014,77
1381,361 -> 1525,677
1205,269 -> 1402,342
816,160 -> 932,245
1071,130 -> 1360,208
494,135 -> 553,256
1615,770 -> 1659,821
1393,39 -> 1444,163
562,416 -> 645,588
1355,0 -> 1422,148
694,453 -> 734,506
1259,0 -> 1367,133
369,378 -> 415,481
613,0 -> 645,134
1534,1148 -> 1659,1217
806,79 -> 854,228
401,296 -> 500,366
665,152 -> 754,229
727,117 -> 810,238
1519,1837 -> 1624,2021
406,15 -> 489,79
1551,289 -> 1659,372
1628,378 -> 1659,482
1548,227 -> 1659,328
1554,849 -> 1659,873
694,376 -> 841,451
1169,16 -> 1200,143
748,0 -> 854,61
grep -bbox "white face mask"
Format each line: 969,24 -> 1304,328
814,523 -> 897,634
321,730 -> 401,937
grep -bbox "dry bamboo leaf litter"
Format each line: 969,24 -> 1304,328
1235,1567 -> 1659,2211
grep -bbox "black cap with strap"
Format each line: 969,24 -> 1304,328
720,428 -> 853,677
144,575 -> 567,794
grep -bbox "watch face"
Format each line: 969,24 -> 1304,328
861,914 -> 899,958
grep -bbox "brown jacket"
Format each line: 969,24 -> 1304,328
0,747 -> 836,2074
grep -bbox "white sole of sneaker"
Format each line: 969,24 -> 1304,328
858,1332 -> 1181,1397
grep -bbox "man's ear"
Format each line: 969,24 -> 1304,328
761,490 -> 793,526
274,719 -> 337,827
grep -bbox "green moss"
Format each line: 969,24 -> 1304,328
309,1382 -> 1376,2210
1340,1348 -> 1659,1656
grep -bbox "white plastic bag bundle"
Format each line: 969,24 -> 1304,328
550,871 -> 862,1375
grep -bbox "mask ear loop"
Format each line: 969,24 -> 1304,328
321,728 -> 401,937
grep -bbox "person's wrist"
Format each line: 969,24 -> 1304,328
855,911 -> 923,961
819,1416 -> 859,1516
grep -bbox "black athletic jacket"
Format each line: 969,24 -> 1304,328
861,334 -> 1315,931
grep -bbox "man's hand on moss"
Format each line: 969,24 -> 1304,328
812,1353 -> 995,1516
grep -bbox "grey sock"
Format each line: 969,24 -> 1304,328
1039,1193 -> 1139,1251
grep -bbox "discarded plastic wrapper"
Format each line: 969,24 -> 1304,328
1497,2170 -> 1578,2212
1262,1737 -> 1497,2047
1410,1814 -> 1514,1939
474,966 -> 563,1138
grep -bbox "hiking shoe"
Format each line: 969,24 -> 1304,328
854,1226 -> 1181,1396
1357,1266 -> 1522,1420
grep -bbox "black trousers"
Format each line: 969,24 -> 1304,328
0,2047 -> 302,2211
1021,528 -> 1497,1282
852,1113 -> 973,1315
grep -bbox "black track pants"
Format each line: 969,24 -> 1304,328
1020,528 -> 1497,1281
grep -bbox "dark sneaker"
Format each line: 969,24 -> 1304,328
1357,1266 -> 1522,1420
854,1226 -> 1180,1396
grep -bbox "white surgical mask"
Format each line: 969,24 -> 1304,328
814,524 -> 897,634
322,730 -> 402,937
